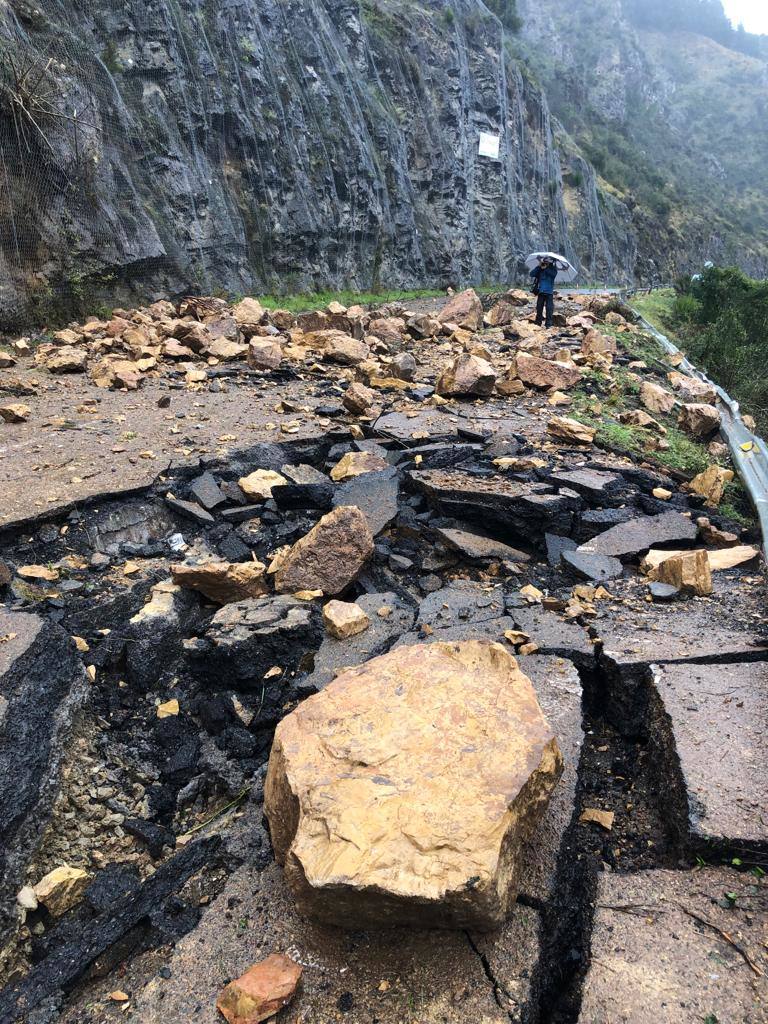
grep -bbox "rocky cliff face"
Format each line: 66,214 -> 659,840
0,0 -> 633,326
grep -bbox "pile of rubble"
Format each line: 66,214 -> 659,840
0,286 -> 766,1023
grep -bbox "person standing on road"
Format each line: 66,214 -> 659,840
531,257 -> 558,328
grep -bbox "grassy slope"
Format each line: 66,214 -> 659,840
568,312 -> 755,526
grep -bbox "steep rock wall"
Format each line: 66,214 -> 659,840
0,0 -> 633,325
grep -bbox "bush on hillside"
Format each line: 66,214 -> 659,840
674,266 -> 768,429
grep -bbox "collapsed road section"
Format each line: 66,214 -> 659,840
0,289 -> 766,1023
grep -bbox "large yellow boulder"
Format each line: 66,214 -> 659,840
264,640 -> 563,930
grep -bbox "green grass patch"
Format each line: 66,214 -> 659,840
252,287 -> 446,313
630,288 -> 677,335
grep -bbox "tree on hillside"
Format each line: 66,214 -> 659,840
622,0 -> 764,57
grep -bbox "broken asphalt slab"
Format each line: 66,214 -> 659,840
135,859 -> 539,1024
579,868 -> 767,1024
579,510 -> 698,559
648,660 -> 768,853
596,609 -> 768,736
0,610 -> 88,933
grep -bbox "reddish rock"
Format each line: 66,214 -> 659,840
516,353 -> 581,391
216,953 -> 302,1024
436,288 -> 483,331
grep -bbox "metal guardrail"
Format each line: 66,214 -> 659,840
633,313 -> 768,561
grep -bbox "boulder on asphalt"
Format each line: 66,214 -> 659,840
484,297 -> 520,327
389,351 -> 417,381
0,403 -> 30,423
367,317 -> 405,348
45,346 -> 88,373
90,357 -> 142,390
342,381 -> 377,416
516,353 -> 581,390
641,544 -> 759,577
238,469 -> 289,501
171,561 -> 269,604
657,549 -> 712,596
686,464 -> 734,507
322,600 -> 371,639
330,450 -> 390,482
546,417 -> 595,445
272,506 -> 374,596
640,381 -> 676,415
678,402 -> 721,438
232,297 -> 265,334
265,640 -> 563,930
436,353 -> 497,397
436,288 -> 483,331
319,331 -> 369,365
247,338 -> 282,370
217,953 -> 302,1024
34,865 -> 89,917
208,337 -> 247,361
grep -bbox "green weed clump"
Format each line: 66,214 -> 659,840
254,287 -> 445,313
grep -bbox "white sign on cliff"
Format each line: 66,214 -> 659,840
478,132 -> 501,160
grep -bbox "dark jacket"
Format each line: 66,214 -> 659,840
531,264 -> 558,295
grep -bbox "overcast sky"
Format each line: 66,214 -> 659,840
722,0 -> 768,34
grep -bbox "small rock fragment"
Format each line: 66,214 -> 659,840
322,600 -> 371,639
157,699 -> 180,718
546,417 -> 595,445
580,808 -> 614,830
171,561 -> 269,604
0,403 -> 31,423
238,469 -> 289,502
34,865 -> 89,917
330,451 -> 390,482
216,953 -> 302,1024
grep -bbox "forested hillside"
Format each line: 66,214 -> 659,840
517,0 -> 768,282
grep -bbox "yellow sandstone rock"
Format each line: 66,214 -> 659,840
657,550 -> 712,596
546,417 -> 595,445
330,451 -> 390,482
170,561 -> 269,604
264,641 -> 563,930
322,600 -> 371,639
686,464 -> 734,507
34,865 -> 89,917
238,469 -> 288,501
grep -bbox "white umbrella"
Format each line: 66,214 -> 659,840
525,251 -> 578,283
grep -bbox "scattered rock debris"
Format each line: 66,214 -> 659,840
0,288 -> 765,1024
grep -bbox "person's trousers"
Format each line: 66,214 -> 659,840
535,292 -> 554,328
